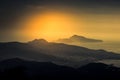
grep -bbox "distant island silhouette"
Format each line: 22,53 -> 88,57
57,35 -> 103,43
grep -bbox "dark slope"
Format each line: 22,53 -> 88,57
0,58 -> 120,80
0,39 -> 120,67
0,58 -> 77,80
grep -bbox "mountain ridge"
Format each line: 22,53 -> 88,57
0,39 -> 120,67
57,35 -> 103,43
0,58 -> 120,79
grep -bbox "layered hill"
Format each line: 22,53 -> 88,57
0,58 -> 120,80
0,39 -> 119,67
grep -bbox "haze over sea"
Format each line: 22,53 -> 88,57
70,41 -> 120,54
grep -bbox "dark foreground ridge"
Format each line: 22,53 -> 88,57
0,58 -> 120,80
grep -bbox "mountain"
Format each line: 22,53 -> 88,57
78,63 -> 120,79
0,39 -> 120,67
57,35 -> 103,43
0,58 -> 120,80
0,58 -> 77,79
0,58 -> 76,75
28,39 -> 48,44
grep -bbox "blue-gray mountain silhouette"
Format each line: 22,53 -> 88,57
0,39 -> 119,67
57,35 -> 103,43
0,58 -> 120,80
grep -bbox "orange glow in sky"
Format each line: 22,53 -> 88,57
22,11 -> 80,41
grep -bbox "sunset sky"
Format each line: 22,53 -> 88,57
0,0 -> 120,42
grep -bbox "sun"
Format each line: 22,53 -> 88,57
22,11 -> 76,41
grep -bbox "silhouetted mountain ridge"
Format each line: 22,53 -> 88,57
28,39 -> 48,45
0,39 -> 120,67
57,35 -> 103,43
0,58 -> 120,80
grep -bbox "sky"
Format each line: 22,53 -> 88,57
0,0 -> 120,42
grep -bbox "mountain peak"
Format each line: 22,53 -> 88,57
28,39 -> 48,45
57,34 -> 103,43
70,35 -> 85,39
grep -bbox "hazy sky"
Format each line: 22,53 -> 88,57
0,0 -> 120,42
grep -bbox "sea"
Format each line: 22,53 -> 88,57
74,41 -> 120,54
